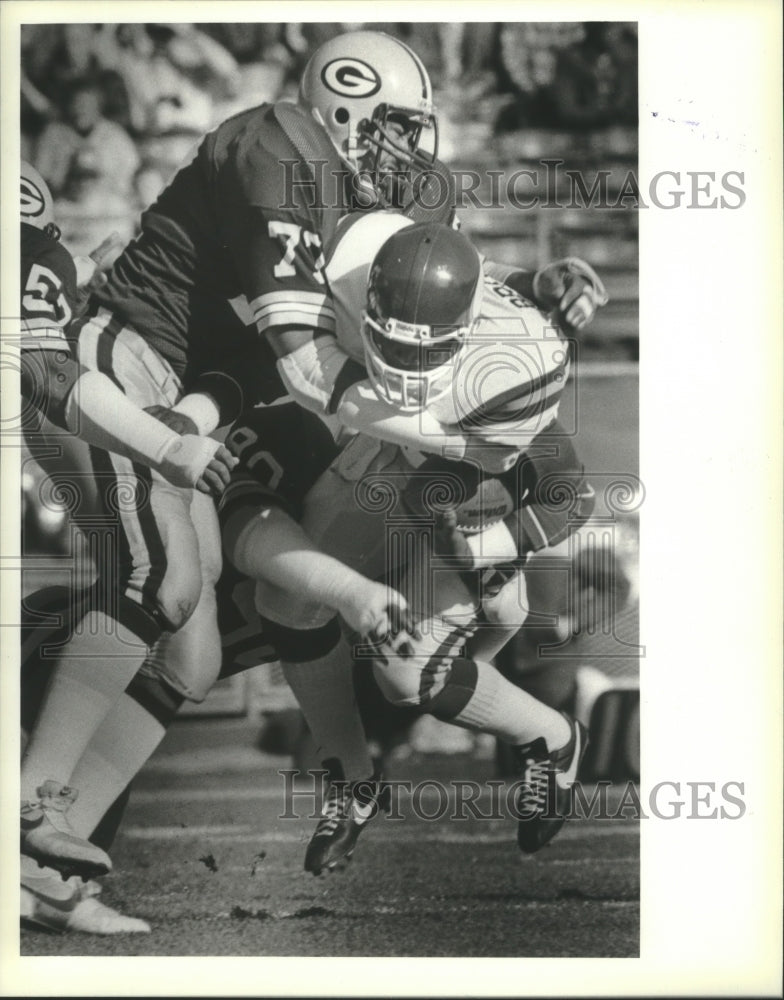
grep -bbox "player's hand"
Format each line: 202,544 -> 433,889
73,231 -> 124,289
341,581 -> 420,645
144,404 -> 199,437
432,509 -> 474,570
159,434 -> 238,495
73,232 -> 125,315
533,257 -> 609,331
196,443 -> 238,496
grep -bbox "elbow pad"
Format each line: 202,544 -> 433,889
337,380 -> 467,462
276,335 -> 364,416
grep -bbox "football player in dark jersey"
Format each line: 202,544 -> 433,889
19,161 -> 236,497
18,30 -> 454,881
19,163 -> 186,930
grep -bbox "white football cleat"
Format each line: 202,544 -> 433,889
21,861 -> 150,935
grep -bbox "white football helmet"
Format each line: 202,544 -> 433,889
360,222 -> 483,412
298,30 -> 438,199
21,160 -> 60,240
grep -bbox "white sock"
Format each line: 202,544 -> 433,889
20,612 -> 148,800
452,659 -> 571,749
66,692 -> 168,839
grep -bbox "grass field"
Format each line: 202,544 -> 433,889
17,366 -> 641,965
20,716 -> 639,959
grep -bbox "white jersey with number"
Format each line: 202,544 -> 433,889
323,212 -> 569,450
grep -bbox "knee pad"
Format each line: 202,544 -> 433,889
259,614 -> 341,664
139,618 -> 222,704
373,654 -> 479,722
481,570 -> 528,628
372,657 -> 429,708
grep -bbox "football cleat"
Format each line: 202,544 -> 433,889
512,715 -> 588,854
21,863 -> 149,935
304,759 -> 390,876
21,781 -> 112,881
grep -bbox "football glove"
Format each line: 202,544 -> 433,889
533,257 -> 609,331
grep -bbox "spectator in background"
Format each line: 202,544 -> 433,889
495,21 -> 587,132
34,79 -> 140,203
437,23 -> 498,99
550,23 -> 638,130
201,23 -> 292,108
95,23 -> 239,138
33,79 -> 140,256
29,25 -> 100,99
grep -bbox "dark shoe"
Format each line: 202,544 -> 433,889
304,759 -> 390,876
512,716 -> 588,854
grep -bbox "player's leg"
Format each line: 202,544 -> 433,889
369,558 -> 587,852
221,432 -> 405,874
277,438 -> 405,785
468,568 -> 529,663
20,493 -> 224,931
65,489 -> 223,840
20,588 -> 158,931
20,317 -> 203,878
227,509 -> 387,876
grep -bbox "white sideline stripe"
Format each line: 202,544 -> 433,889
213,858 -> 637,876
129,783 -> 640,806
121,824 -> 638,844
579,361 -> 638,378
214,900 -> 639,916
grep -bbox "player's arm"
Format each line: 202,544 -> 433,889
483,257 -> 609,331
224,501 -> 412,639
219,412 -> 412,638
21,232 -> 235,492
431,433 -> 596,570
22,349 -> 235,495
218,140 -> 453,449
233,211 -> 474,458
270,336 -> 519,469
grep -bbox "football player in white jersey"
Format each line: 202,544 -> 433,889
220,213 -> 604,873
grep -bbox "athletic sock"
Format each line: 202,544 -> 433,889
432,657 -> 572,749
20,611 -> 149,800
67,673 -> 184,840
282,636 -> 374,782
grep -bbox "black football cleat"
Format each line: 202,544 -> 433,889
512,715 -> 588,854
304,759 -> 390,876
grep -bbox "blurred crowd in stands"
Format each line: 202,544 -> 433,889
21,21 -> 638,248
